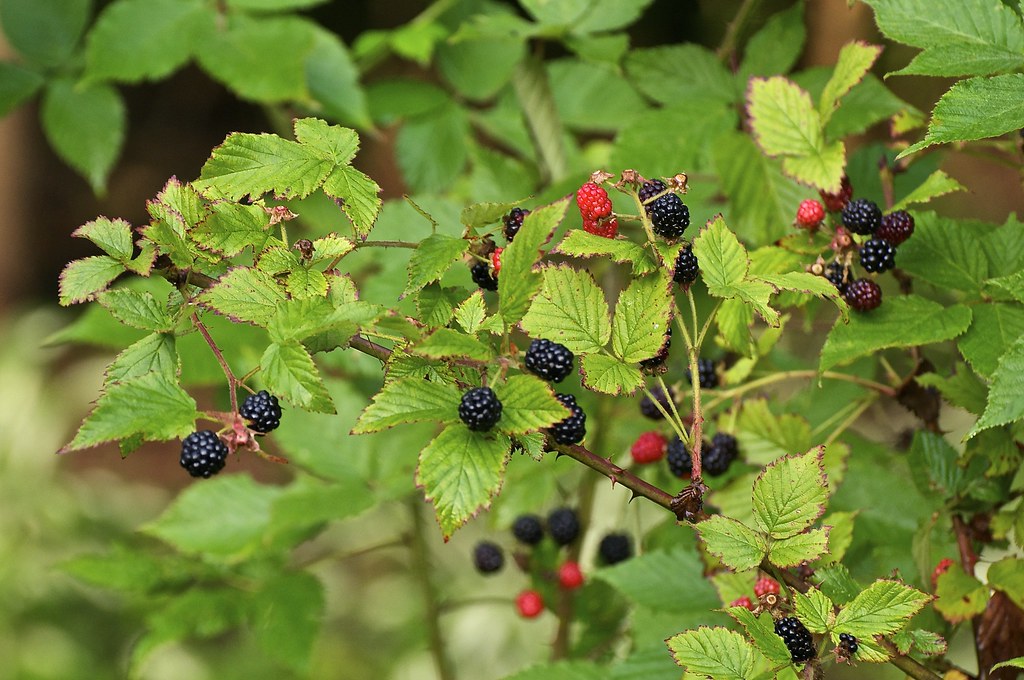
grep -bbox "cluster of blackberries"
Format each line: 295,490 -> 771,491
838,632 -> 859,657
472,508 -> 580,577
685,358 -> 719,389
524,338 -> 575,383
775,616 -> 817,663
178,390 -> 285,478
665,431 -> 741,479
639,179 -> 690,239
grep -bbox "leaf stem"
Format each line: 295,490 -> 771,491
408,497 -> 456,680
705,369 -> 897,411
513,53 -> 567,183
716,0 -> 763,63
192,311 -> 238,415
353,240 -> 421,250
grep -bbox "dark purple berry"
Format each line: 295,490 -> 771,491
547,507 -> 580,546
639,385 -> 675,420
666,436 -> 693,478
473,541 -> 504,574
841,198 -> 882,235
859,238 -> 896,273
550,393 -> 586,445
640,327 -> 671,370
459,387 -> 503,431
503,207 -> 528,242
876,210 -> 914,245
686,358 -> 718,389
471,261 -> 498,291
512,514 -> 544,545
844,279 -> 882,312
838,632 -> 858,656
704,432 -> 739,476
180,430 -> 229,479
775,617 -> 816,663
674,244 -> 699,285
524,339 -> 575,383
824,262 -> 851,295
240,390 -> 282,433
598,533 -> 633,565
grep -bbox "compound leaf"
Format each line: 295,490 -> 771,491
833,579 -> 931,637
752,447 -> 828,538
520,265 -> 610,354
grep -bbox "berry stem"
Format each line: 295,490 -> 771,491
408,497 -> 456,680
353,239 -> 421,250
552,442 -> 675,511
641,384 -> 689,445
705,370 -> 897,411
716,0 -> 763,63
192,311 -> 239,415
823,396 -> 876,446
628,188 -> 661,247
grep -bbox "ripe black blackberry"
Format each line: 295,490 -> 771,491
503,207 -> 528,242
639,328 -> 671,370
775,617 -> 817,663
639,385 -> 675,419
524,338 -> 575,383
550,393 -> 586,445
598,533 -> 633,565
648,195 -> 690,239
838,632 -> 858,656
686,358 -> 718,389
824,261 -> 851,295
638,178 -> 667,204
666,436 -> 693,478
859,238 -> 896,273
459,387 -> 503,431
240,390 -> 282,433
473,541 -> 504,574
704,432 -> 739,476
471,261 -> 498,291
179,430 -> 229,479
512,514 -> 544,545
877,210 -> 914,245
841,198 -> 882,235
674,244 -> 699,285
844,279 -> 882,312
547,507 -> 580,546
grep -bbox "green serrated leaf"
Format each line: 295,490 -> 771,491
752,447 -> 828,538
352,376 -> 460,433
738,2 -> 806,80
992,658 -> 1024,673
405,234 -> 469,297
293,117 -> 358,165
260,341 -> 335,413
197,267 -> 288,327
454,290 -> 487,334
105,332 -> 178,385
73,216 -> 135,261
493,374 -> 569,435
286,267 -> 328,299
417,284 -> 461,328
959,303 -> 1024,378
892,171 -> 966,211
891,628 -> 948,657
499,198 -> 569,325
321,164 -> 382,239
692,215 -> 747,291
195,130 -> 331,201
819,41 -> 882,124
833,579 -> 931,637
413,327 -> 494,361
727,607 -> 793,666
988,557 -> 1024,609
610,273 -> 673,363
579,353 -> 644,395
597,547 -> 719,614
309,233 -> 354,263
965,334 -> 1024,439
934,565 -> 988,622
897,212 -> 988,294
63,372 -> 197,451
667,627 -> 760,680
768,528 -> 830,567
42,79 -> 126,193
625,45 -> 737,106
97,289 -> 175,331
758,271 -> 848,319
697,515 -> 767,571
780,140 -> 846,194
520,266 -> 611,354
554,230 -> 658,275
793,588 -> 834,633
58,256 -> 125,306
416,424 -> 511,538
193,201 -> 271,256
820,296 -> 972,372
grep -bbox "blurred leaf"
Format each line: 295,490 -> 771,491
0,0 -> 90,66
611,101 -> 737,176
503,661 -> 601,680
738,2 -> 806,80
958,303 -> 1024,378
395,100 -> 469,193
251,571 -> 324,674
917,365 -> 988,415
226,0 -> 328,8
625,45 -> 737,105
897,212 -> 989,294
596,547 -> 719,613
907,430 -> 965,496
437,32 -> 523,101
306,27 -> 372,128
366,79 -> 448,124
988,558 -> 1024,609
549,59 -> 645,132
967,334 -> 1024,439
0,60 -> 43,116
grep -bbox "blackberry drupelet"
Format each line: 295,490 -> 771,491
844,279 -> 882,312
686,358 -> 719,389
838,632 -> 858,656
240,390 -> 282,433
473,541 -> 504,574
524,338 -> 575,383
459,387 -> 503,431
648,195 -> 690,238
877,210 -> 915,245
639,385 -> 675,419
512,514 -> 544,545
666,436 -> 694,478
550,393 -> 586,445
704,432 -> 739,476
180,430 -> 229,478
471,261 -> 498,291
598,533 -> 633,565
824,262 -> 851,294
638,179 -> 667,204
841,198 -> 882,235
673,244 -> 699,285
775,617 -> 817,663
859,238 -> 897,273
503,207 -> 528,242
547,507 -> 580,545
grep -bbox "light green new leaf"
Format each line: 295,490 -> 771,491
726,606 -> 792,666
752,447 -> 828,538
819,42 -> 882,124
934,566 -> 988,622
193,201 -> 271,256
413,328 -> 494,361
321,164 -> 382,238
493,375 -> 570,435
417,284 -> 460,328
143,474 -> 284,561
73,217 -> 134,261
901,74 -> 1024,157
0,61 -> 43,117
198,267 -> 288,327
554,230 -> 657,276
58,256 -> 125,306
97,289 -> 175,332
692,215 -> 748,293
820,296 -> 972,372
286,267 -> 328,299
260,341 -> 335,413
404,234 -> 469,297
768,528 -> 830,567
793,588 -> 835,633
580,353 -> 644,395
309,234 -> 354,263
85,0 -> 212,83
988,558 -> 1024,609
195,131 -> 331,201
968,335 -> 1024,439
833,579 -> 931,638
293,117 -> 359,165
105,333 -> 178,384
748,76 -> 822,158
63,372 -> 197,451
992,658 -> 1024,673
416,425 -> 511,538
454,291 -> 487,334
352,377 -> 460,433
42,79 -> 126,193
611,273 -> 673,363
250,571 -> 324,674
697,515 -> 767,571
667,627 -> 760,680
892,171 -> 966,211
780,140 -> 846,194
500,198 -> 569,325
520,265 -> 611,354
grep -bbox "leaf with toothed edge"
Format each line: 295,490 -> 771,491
321,164 -> 382,239
751,446 -> 828,538
416,424 -> 511,539
611,272 -> 673,363
499,198 -> 570,326
492,375 -> 569,435
520,265 -> 611,354
579,354 -> 644,395
59,256 -> 126,306
73,217 -> 134,261
554,230 -> 658,275
352,377 -> 461,434
696,515 -> 767,571
726,606 -> 792,666
259,341 -> 335,413
793,588 -> 835,634
197,267 -> 288,327
768,527 -> 830,567
666,626 -> 763,679
833,579 -> 931,638
818,42 -> 882,125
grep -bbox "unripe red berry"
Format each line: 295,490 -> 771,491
576,182 -> 613,221
730,595 -> 755,611
754,577 -> 780,597
795,199 -> 826,229
630,431 -> 667,464
558,561 -> 584,590
583,216 -> 619,238
932,558 -> 955,589
491,247 -> 503,276
516,589 -> 545,618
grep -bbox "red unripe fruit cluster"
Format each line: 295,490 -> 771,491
558,561 -> 584,590
754,577 -> 781,598
516,589 -> 544,618
630,431 -> 667,464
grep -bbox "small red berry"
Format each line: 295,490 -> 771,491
630,431 -> 667,464
729,596 -> 755,611
932,558 -> 955,589
516,589 -> 545,618
491,247 -> 504,276
795,199 -> 826,229
820,175 -> 853,212
754,577 -> 780,597
583,215 -> 618,239
576,182 -> 613,221
558,561 -> 585,590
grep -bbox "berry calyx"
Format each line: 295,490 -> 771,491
598,532 -> 633,565
859,238 -> 896,273
841,198 -> 882,235
666,436 -> 693,478
576,182 -> 613,221
583,215 -> 619,238
558,561 -> 585,589
673,244 -> 699,285
630,431 -> 667,464
795,199 -> 826,230
512,514 -> 545,545
491,247 -> 504,276
877,210 -> 915,245
932,557 -> 955,589
844,278 -> 882,312
503,207 -> 529,242
179,430 -> 229,478
639,385 -> 675,420
730,596 -> 755,611
547,507 -> 580,546
550,393 -> 586,445
775,616 -> 816,663
754,577 -> 781,597
458,387 -> 503,431
704,432 -> 739,476
473,541 -> 504,574
820,175 -> 853,212
471,261 -> 498,291
824,261 -> 851,295
838,632 -> 859,657
240,390 -> 283,433
516,590 -> 544,618
524,338 -> 575,383
686,358 -> 719,389
641,179 -> 690,239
